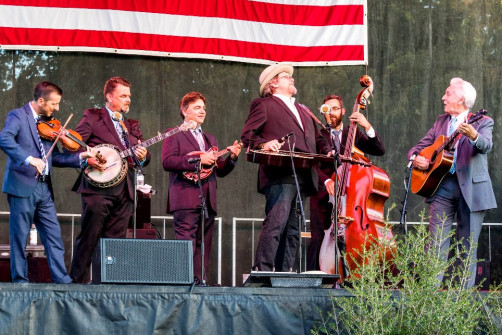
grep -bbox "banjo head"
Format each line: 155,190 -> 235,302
84,144 -> 128,188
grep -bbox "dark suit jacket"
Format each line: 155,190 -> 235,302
0,103 -> 80,198
310,124 -> 386,222
408,112 -> 496,212
71,108 -> 151,199
241,96 -> 330,196
316,125 -> 386,185
161,129 -> 236,214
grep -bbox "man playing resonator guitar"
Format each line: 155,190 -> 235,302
69,76 -> 151,284
240,63 -> 331,273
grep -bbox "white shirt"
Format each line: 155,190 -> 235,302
450,109 -> 478,144
273,94 -> 303,130
450,110 -> 469,132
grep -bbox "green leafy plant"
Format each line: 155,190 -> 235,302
312,212 -> 501,335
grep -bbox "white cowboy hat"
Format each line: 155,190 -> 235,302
259,63 -> 294,96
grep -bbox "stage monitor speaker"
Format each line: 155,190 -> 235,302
100,238 -> 193,284
243,272 -> 339,288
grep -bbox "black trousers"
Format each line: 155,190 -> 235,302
70,191 -> 133,283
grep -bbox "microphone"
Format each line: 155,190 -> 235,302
279,132 -> 294,142
319,104 -> 330,114
407,154 -> 417,169
188,157 -> 201,164
113,112 -> 128,133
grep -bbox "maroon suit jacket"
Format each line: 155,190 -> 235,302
161,128 -> 236,214
241,96 -> 330,196
71,108 -> 151,199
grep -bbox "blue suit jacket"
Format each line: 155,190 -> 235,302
0,103 -> 80,197
409,112 -> 497,212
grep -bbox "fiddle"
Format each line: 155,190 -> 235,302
37,116 -> 107,163
38,118 -> 82,151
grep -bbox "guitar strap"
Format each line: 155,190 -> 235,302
298,104 -> 327,131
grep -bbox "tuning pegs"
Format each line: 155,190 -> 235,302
360,75 -> 373,88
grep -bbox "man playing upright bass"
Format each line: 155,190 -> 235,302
308,94 -> 385,271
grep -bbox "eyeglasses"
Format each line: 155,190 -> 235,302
278,74 -> 293,80
326,106 -> 343,113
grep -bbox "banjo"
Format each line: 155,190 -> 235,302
84,120 -> 196,188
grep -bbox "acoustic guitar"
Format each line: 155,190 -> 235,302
410,109 -> 487,198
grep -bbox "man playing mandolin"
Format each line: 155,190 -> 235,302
409,77 -> 496,288
308,94 -> 385,271
161,91 -> 241,285
69,76 -> 151,284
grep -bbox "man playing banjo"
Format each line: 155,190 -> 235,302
69,76 -> 151,284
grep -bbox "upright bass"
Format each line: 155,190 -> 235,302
319,75 -> 394,278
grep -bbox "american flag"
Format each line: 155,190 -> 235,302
0,0 -> 367,66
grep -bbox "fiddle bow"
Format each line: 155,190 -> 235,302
35,114 -> 73,178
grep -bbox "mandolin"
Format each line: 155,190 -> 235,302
183,142 -> 241,182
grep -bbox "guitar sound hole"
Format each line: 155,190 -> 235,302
430,152 -> 437,164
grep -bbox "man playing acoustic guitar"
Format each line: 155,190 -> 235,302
161,91 -> 241,285
409,77 -> 496,289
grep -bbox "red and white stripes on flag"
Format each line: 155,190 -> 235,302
0,0 -> 367,66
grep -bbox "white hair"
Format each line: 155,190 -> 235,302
450,77 -> 476,108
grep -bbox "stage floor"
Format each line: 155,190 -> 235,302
0,283 -> 347,335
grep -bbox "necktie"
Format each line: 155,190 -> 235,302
448,117 -> 457,174
194,129 -> 205,151
113,114 -> 127,147
35,117 -> 49,175
331,128 -> 342,152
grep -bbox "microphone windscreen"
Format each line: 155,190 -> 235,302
320,104 -> 330,114
113,112 -> 123,121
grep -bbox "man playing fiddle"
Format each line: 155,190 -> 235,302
162,91 -> 241,284
307,94 -> 385,271
0,81 -> 97,283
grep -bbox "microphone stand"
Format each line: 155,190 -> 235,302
121,130 -> 145,239
330,143 -> 341,280
284,135 -> 306,273
399,163 -> 414,236
190,157 -> 208,286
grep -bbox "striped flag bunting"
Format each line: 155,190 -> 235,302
0,0 -> 367,66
